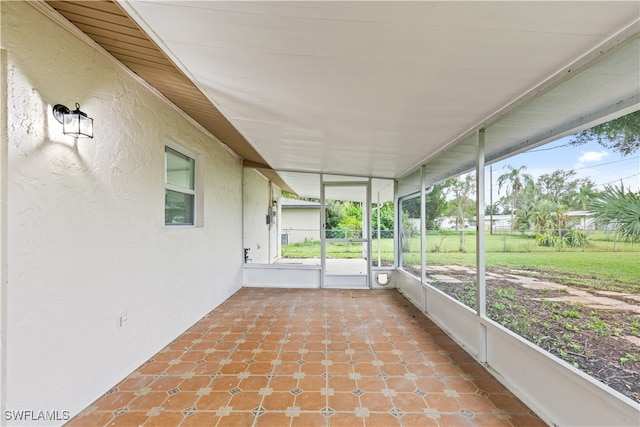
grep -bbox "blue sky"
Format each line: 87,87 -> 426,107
488,136 -> 640,199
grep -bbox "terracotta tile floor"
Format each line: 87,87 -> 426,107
67,288 -> 546,427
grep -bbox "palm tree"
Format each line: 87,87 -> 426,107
497,165 -> 534,227
533,199 -> 559,233
513,202 -> 534,231
572,180 -> 598,211
589,185 -> 640,243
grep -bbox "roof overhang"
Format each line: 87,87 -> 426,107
42,1 -> 640,198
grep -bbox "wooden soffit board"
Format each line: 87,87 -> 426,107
44,0 -> 294,191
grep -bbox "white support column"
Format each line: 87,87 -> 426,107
476,128 -> 487,363
420,165 -> 427,312
366,178 -> 372,289
377,191 -> 381,268
0,48 -> 8,419
320,174 -> 326,288
420,165 -> 427,287
393,180 -> 400,269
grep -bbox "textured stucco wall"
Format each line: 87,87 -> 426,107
1,2 -> 243,423
281,208 -> 321,243
242,168 -> 280,264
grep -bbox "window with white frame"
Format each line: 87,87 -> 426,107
165,144 -> 196,225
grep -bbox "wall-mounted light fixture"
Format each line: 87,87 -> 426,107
52,103 -> 93,138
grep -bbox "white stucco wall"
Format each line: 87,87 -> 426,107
242,168 -> 280,264
281,208 -> 321,244
1,3 -> 244,424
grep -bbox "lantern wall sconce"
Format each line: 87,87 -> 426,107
52,103 -> 93,138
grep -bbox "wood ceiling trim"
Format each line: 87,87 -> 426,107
88,36 -> 168,59
75,26 -> 162,51
54,14 -> 142,38
96,48 -> 171,68
44,0 -> 275,175
48,0 -> 128,16
47,1 -> 139,29
72,20 -> 156,43
114,55 -> 183,74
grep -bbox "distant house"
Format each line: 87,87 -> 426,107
281,198 -> 323,244
565,211 -> 595,230
486,211 -> 595,231
484,215 -> 513,231
434,211 -> 595,232
436,216 -> 473,230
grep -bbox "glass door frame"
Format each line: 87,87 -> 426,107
320,177 -> 372,288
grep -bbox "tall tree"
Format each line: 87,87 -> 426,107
513,201 -> 535,231
338,201 -> 363,237
325,200 -> 344,238
400,199 -> 419,252
572,180 -> 599,211
397,182 -> 448,230
534,170 -> 600,212
425,183 -> 448,230
497,165 -> 533,226
569,110 -> 640,156
445,175 -> 476,251
371,201 -> 394,237
537,170 -> 578,203
485,203 -> 501,215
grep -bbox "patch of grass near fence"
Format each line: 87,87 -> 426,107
282,234 -> 639,293
425,251 -> 639,293
423,230 -> 639,253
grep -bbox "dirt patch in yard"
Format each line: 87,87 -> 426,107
426,266 -> 640,403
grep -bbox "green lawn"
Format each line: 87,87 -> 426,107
282,231 -> 639,293
426,251 -> 640,293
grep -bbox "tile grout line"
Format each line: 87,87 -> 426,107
64,289 -> 547,427
322,293 -> 329,427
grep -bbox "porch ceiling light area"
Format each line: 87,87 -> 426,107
52,103 -> 93,138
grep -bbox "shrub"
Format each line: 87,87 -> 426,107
535,230 -> 590,248
562,230 -> 591,248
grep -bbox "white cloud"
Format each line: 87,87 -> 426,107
575,150 -> 609,168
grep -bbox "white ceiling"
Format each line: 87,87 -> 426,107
122,1 -> 639,197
